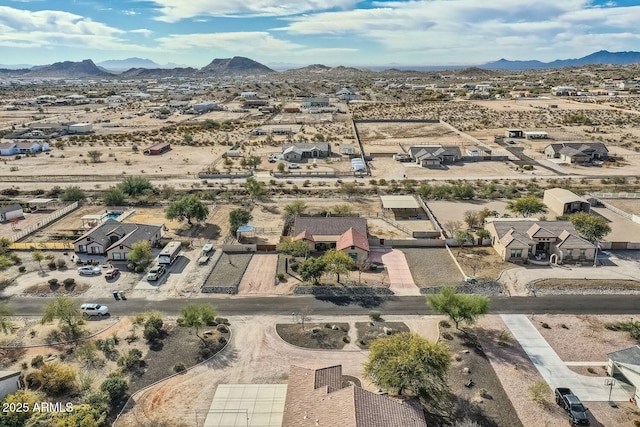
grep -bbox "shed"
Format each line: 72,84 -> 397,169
0,371 -> 21,400
0,204 -> 24,223
505,129 -> 523,138
143,142 -> 171,155
68,122 -> 92,134
0,142 -> 17,156
524,131 -> 548,140
380,195 -> 422,218
543,188 -> 590,217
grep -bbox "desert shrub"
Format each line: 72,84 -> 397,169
117,348 -> 143,371
145,315 -> 163,331
47,261 -> 57,270
56,258 -> 67,269
39,362 -> 77,395
62,278 -> 75,287
529,379 -> 551,406
616,319 -> 640,339
439,320 -> 451,328
100,374 -> 128,401
173,363 -> 186,373
47,278 -> 59,287
216,324 -> 229,333
218,336 -> 227,345
84,389 -> 110,407
143,324 -> 160,342
289,261 -> 299,272
18,266 -> 26,273
215,317 -> 229,325
541,322 -> 550,329
369,310 -> 381,321
31,355 -> 44,368
587,367 -> 595,374
497,329 -> 511,347
277,273 -> 286,282
342,336 -> 350,343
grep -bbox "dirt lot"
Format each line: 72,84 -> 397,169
401,248 -> 462,287
427,199 -> 511,226
604,199 -> 640,216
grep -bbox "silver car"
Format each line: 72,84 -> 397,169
78,266 -> 101,275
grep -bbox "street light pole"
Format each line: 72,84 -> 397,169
593,241 -> 599,267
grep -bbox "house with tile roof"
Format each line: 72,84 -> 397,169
292,217 -> 369,259
282,365 -> 427,427
73,219 -> 164,261
544,142 -> 608,164
485,219 -> 594,263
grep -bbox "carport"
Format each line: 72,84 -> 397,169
380,195 -> 422,219
607,346 -> 640,406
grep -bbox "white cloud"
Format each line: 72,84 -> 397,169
157,32 -> 303,57
0,6 -> 149,51
150,0 -> 360,22
275,0 -> 640,62
130,29 -> 153,37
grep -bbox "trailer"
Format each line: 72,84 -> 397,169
158,241 -> 182,265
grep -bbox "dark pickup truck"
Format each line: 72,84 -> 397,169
555,387 -> 590,425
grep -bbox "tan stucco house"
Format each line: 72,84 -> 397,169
485,219 -> 594,264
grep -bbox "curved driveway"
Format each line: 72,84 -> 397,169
117,314 -> 440,426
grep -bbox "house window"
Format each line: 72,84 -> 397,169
124,252 -> 130,260
91,246 -> 101,254
580,249 -> 586,257
113,252 -> 121,260
78,245 -> 87,253
566,249 -> 573,257
510,249 -> 523,258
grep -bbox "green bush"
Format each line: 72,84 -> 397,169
215,317 -> 229,325
56,258 -> 67,269
541,322 -> 550,329
277,273 -> 286,282
143,324 -> 160,342
173,363 -> 186,373
62,278 -> 75,287
47,261 -> 57,270
369,310 -> 381,321
31,355 -> 44,368
100,375 -> 128,401
48,278 -> 59,286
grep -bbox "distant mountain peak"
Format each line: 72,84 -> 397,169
26,59 -> 112,78
199,56 -> 276,76
482,50 -> 640,70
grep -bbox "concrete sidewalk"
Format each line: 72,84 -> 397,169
502,314 -> 634,402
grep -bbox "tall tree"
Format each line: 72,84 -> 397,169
364,332 -> 450,398
277,238 -> 311,257
322,249 -> 354,283
569,212 -> 611,243
165,195 -> 209,226
178,304 -> 217,344
453,230 -> 474,252
427,287 -> 489,330
507,195 -> 547,218
243,177 -> 266,201
298,257 -> 326,285
463,210 -> 480,230
245,155 -> 262,170
229,208 -> 252,235
41,296 -> 85,339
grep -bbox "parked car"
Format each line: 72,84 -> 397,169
202,243 -> 213,254
104,268 -> 120,280
78,266 -> 101,276
80,303 -> 109,317
288,163 -> 301,169
555,387 -> 590,425
147,265 -> 166,281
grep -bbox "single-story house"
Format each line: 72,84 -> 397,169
543,188 -> 591,217
339,143 -> 356,156
335,227 -> 370,261
0,204 -> 24,223
240,91 -> 257,98
193,101 -> 219,113
607,346 -> 640,407
15,142 -> 41,154
0,142 -> 17,156
73,219 -> 164,261
143,142 -> 171,155
544,142 -> 608,164
485,219 -> 595,263
293,217 -> 368,255
408,145 -> 462,167
282,142 -> 331,161
0,371 -> 21,400
282,365 -> 427,427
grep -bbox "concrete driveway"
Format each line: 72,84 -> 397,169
498,250 -> 640,296
502,314 -> 634,402
370,248 -> 421,296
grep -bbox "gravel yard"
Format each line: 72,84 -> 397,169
400,248 -> 461,287
202,253 -> 252,291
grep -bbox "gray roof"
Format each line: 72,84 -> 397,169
0,204 -> 22,214
409,145 -> 461,161
282,142 -> 330,154
293,217 -> 367,237
74,219 -> 163,251
546,142 -> 608,156
608,345 -> 640,364
492,220 -> 593,249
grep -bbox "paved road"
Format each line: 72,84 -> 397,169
5,295 -> 640,316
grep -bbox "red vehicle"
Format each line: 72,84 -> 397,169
105,268 -> 120,280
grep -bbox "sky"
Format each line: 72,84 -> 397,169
1,0 -> 640,69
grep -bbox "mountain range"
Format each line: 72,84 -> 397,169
1,51 -> 640,78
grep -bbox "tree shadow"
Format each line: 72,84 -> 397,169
313,294 -> 385,308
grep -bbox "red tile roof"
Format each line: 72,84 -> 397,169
336,228 -> 369,252
294,230 -> 315,242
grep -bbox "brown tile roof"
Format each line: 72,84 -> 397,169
282,365 -> 427,427
294,230 -> 315,242
336,228 -> 370,252
293,217 -> 367,238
